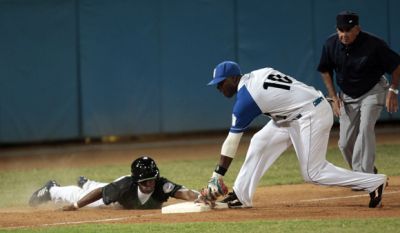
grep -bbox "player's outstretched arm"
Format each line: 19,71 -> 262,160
62,187 -> 103,211
173,187 -> 227,207
173,188 -> 200,201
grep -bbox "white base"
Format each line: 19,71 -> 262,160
161,201 -> 228,214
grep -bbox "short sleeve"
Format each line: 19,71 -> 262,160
376,41 -> 400,73
317,43 -> 334,73
230,87 -> 262,133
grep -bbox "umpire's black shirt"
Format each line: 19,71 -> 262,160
317,31 -> 400,98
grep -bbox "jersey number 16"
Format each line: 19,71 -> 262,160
263,74 -> 292,90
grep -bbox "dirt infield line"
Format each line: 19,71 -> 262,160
5,190 -> 399,230
3,213 -> 157,230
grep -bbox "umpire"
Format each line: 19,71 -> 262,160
317,10 -> 400,175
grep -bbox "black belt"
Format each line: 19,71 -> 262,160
295,97 -> 324,119
313,96 -> 324,107
265,97 -> 324,120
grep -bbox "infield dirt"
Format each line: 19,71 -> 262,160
0,127 -> 399,229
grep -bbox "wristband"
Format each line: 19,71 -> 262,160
214,165 -> 227,176
389,87 -> 399,95
73,202 -> 79,209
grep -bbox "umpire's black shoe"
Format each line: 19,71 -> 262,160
369,180 -> 386,208
77,176 -> 88,188
29,180 -> 59,207
374,166 -> 378,174
221,191 -> 245,208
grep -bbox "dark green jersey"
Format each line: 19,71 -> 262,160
102,176 -> 182,209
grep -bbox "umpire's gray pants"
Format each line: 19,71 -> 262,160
338,77 -> 388,173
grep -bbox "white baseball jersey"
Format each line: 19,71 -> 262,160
231,67 -> 321,132
223,67 -> 386,207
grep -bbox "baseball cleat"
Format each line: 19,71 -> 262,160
221,191 -> 237,203
221,191 -> 247,208
77,176 -> 88,188
368,179 -> 386,208
29,180 -> 59,207
227,199 -> 244,208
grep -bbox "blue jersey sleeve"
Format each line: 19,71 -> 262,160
230,86 -> 262,133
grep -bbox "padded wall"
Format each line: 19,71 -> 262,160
0,0 -> 399,143
79,0 -> 162,136
159,0 -> 236,132
0,0 -> 79,143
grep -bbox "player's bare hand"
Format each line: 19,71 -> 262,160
195,188 -> 216,208
62,204 -> 78,211
330,97 -> 341,117
386,92 -> 399,113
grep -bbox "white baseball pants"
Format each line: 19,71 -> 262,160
49,176 -> 127,207
233,100 -> 387,207
49,179 -> 108,207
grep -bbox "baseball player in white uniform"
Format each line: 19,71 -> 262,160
206,61 -> 387,208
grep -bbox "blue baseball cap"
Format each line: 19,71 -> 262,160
207,61 -> 241,85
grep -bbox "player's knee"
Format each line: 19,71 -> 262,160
358,124 -> 375,136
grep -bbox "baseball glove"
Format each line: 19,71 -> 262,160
195,177 -> 228,208
207,176 -> 228,199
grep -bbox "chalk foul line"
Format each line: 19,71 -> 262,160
298,190 -> 400,203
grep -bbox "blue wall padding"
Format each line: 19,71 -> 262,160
0,0 -> 399,143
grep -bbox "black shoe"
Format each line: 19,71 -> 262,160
221,191 -> 237,203
221,191 -> 245,208
369,181 -> 386,208
77,176 -> 88,188
29,180 -> 59,207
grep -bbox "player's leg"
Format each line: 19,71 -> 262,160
292,101 -> 385,193
338,94 -> 360,171
290,100 -> 333,181
233,121 -> 291,207
82,175 -> 128,191
82,179 -> 108,191
50,186 -> 84,204
354,88 -> 385,173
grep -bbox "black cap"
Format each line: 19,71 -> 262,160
336,11 -> 359,30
